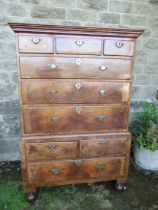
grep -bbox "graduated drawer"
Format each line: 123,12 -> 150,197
20,56 -> 132,80
104,39 -> 134,56
21,79 -> 130,104
25,141 -> 78,161
18,34 -> 53,53
80,138 -> 126,158
55,36 -> 102,55
27,158 -> 125,185
22,105 -> 128,134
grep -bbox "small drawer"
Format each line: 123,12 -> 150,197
79,158 -> 125,179
22,105 -> 128,135
104,39 -> 134,56
18,34 -> 53,53
25,141 -> 78,161
21,79 -> 130,105
56,36 -> 102,55
27,158 -> 125,185
80,138 -> 127,158
27,160 -> 79,185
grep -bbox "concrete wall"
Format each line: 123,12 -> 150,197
0,0 -> 158,161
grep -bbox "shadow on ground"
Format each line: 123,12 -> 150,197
0,161 -> 158,210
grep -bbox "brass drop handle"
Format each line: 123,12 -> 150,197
47,144 -> 58,149
100,141 -> 108,145
50,117 -> 60,123
100,65 -> 108,71
75,82 -> 82,90
75,40 -> 84,46
48,89 -> 59,94
96,115 -> 106,121
75,107 -> 82,115
48,64 -> 58,70
32,37 -> 40,44
96,165 -> 106,171
51,168 -> 60,174
75,160 -> 81,166
98,90 -> 107,96
115,42 -> 124,48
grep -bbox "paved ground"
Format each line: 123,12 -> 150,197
0,160 -> 158,210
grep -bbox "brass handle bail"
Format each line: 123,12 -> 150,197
100,141 -> 108,145
48,89 -> 59,94
115,42 -> 124,48
47,144 -> 58,149
48,64 -> 58,70
32,37 -> 40,44
96,165 -> 106,171
100,65 -> 108,71
98,90 -> 107,96
50,117 -> 60,123
96,115 -> 106,121
75,40 -> 84,46
51,168 -> 60,174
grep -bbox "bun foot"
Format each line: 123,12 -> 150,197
25,192 -> 37,203
114,183 -> 127,192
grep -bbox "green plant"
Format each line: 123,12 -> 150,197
130,103 -> 158,151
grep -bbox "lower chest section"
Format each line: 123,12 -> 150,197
22,133 -> 131,186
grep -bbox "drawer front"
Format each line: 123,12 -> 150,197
27,158 -> 125,185
104,39 -> 134,56
27,160 -> 79,184
79,158 -> 125,179
21,79 -> 130,104
18,34 -> 53,53
25,141 -> 78,161
20,56 -> 132,79
56,36 -> 102,55
80,138 -> 126,158
22,105 -> 128,134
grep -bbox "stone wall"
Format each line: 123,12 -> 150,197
0,0 -> 158,161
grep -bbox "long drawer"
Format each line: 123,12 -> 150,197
21,79 -> 130,105
27,158 -> 125,185
20,56 -> 132,80
22,105 -> 128,134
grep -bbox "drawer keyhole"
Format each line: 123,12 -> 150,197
75,107 -> 82,115
75,82 -> 82,90
76,58 -> 82,66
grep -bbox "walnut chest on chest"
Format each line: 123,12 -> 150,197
10,23 -> 143,202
